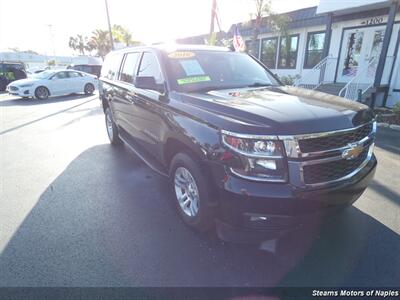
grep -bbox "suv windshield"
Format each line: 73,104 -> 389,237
164,50 -> 280,93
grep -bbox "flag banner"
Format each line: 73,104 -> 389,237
233,25 -> 246,52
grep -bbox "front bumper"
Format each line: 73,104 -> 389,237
210,155 -> 377,243
6,86 -> 34,97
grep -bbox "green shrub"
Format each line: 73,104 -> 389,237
393,102 -> 400,115
279,74 -> 300,86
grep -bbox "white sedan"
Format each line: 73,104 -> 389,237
6,70 -> 98,100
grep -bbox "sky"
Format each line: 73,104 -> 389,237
0,0 -> 319,56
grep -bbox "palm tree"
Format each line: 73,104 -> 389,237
249,0 -> 290,56
89,29 -> 112,59
68,34 -> 91,55
112,24 -> 139,47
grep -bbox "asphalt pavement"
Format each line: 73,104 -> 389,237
0,92 -> 399,287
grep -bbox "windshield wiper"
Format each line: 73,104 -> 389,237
246,82 -> 273,88
191,85 -> 241,93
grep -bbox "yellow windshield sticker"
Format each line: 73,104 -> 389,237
177,76 -> 211,85
168,51 -> 196,59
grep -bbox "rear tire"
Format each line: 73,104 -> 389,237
170,152 -> 215,232
105,107 -> 122,145
84,83 -> 95,95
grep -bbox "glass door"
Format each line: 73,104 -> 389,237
337,26 -> 385,84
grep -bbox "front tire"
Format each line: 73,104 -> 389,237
170,153 -> 215,232
84,83 -> 95,95
34,86 -> 49,100
105,107 -> 122,145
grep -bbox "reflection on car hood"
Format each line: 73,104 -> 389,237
11,78 -> 41,86
176,86 -> 374,135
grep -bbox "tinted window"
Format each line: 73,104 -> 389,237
101,52 -> 123,80
137,52 -> 163,84
120,52 -> 140,84
68,71 -> 82,78
55,71 -> 69,79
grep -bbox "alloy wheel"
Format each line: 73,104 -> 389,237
174,167 -> 200,217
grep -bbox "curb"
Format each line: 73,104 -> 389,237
377,123 -> 389,128
377,123 -> 400,131
389,124 -> 400,131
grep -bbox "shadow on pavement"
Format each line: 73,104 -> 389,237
375,127 -> 400,155
0,96 -> 98,135
0,93 -> 95,107
0,145 -> 399,287
368,180 -> 400,206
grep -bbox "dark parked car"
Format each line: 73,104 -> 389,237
67,64 -> 101,77
99,45 -> 377,242
0,61 -> 27,91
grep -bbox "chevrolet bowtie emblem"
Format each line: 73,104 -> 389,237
342,143 -> 363,160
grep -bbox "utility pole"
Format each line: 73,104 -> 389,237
105,0 -> 114,50
47,24 -> 56,58
209,0 -> 216,36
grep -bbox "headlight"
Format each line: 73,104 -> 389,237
19,84 -> 33,88
221,131 -> 288,182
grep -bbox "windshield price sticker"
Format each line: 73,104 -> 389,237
179,59 -> 205,76
168,51 -> 196,59
177,75 -> 211,85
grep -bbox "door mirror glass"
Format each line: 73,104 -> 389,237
135,76 -> 164,93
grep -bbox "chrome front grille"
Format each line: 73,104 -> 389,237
9,86 -> 19,91
298,123 -> 373,153
302,147 -> 370,184
280,121 -> 376,187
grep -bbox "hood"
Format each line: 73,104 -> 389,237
10,78 -> 40,86
176,86 -> 374,135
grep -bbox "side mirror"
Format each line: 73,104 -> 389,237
135,76 -> 164,93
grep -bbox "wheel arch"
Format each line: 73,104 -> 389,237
163,137 -> 205,170
35,85 -> 51,96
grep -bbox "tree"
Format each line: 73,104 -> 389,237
47,59 -> 56,67
88,29 -> 112,59
68,34 -> 92,55
249,0 -> 290,56
112,24 -> 140,47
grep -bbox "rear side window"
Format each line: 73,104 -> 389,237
120,52 -> 141,84
54,71 -> 69,79
137,52 -> 163,84
101,52 -> 123,80
68,71 -> 82,78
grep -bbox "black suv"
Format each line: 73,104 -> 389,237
68,64 -> 102,78
0,61 -> 27,91
99,45 -> 377,242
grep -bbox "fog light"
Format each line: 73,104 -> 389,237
256,159 -> 277,170
24,90 -> 29,95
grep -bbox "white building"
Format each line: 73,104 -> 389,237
0,52 -> 102,70
234,0 -> 400,107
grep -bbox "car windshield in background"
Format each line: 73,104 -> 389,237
165,50 -> 280,93
33,70 -> 56,79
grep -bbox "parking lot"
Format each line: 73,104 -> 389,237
0,92 -> 399,287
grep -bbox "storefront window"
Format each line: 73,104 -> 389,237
261,37 -> 278,69
304,32 -> 325,68
245,40 -> 260,59
278,34 -> 299,69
